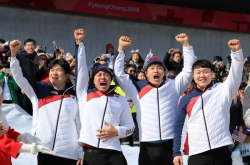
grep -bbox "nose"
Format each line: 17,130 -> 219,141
200,72 -> 205,77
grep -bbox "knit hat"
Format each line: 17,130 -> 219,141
91,63 -> 113,83
145,56 -> 166,71
106,43 -> 114,51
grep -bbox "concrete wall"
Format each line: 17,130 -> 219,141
1,5 -> 250,66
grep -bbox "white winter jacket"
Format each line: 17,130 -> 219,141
10,57 -> 82,160
114,46 -> 195,142
75,43 -> 134,155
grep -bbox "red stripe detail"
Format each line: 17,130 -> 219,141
87,91 -> 105,102
138,85 -> 154,100
183,133 -> 189,155
186,96 -> 200,117
83,143 -> 95,149
38,94 -> 72,108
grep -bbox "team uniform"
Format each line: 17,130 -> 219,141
75,43 -> 134,165
114,46 -> 195,165
173,49 -> 243,165
10,57 -> 82,165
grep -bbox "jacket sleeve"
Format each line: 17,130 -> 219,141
173,98 -> 188,157
174,46 -> 195,96
223,49 -> 243,99
75,43 -> 89,100
115,97 -> 135,138
10,57 -> 40,100
10,57 -> 41,135
114,51 -> 138,100
0,128 -> 22,159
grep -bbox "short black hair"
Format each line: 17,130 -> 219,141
125,64 -> 136,70
0,39 -> 6,44
239,82 -> 247,90
172,52 -> 182,57
192,59 -> 213,72
24,38 -> 36,45
213,56 -> 223,62
48,58 -> 71,74
0,61 -> 10,70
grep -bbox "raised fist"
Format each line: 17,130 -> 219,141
228,39 -> 241,52
74,29 -> 85,44
10,40 -> 22,57
175,33 -> 189,44
118,36 -> 132,51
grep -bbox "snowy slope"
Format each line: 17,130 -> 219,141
2,103 -> 187,165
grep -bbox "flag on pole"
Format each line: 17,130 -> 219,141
232,130 -> 247,144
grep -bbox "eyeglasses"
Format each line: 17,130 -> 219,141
130,70 -> 135,73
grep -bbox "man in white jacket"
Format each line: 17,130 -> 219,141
74,29 -> 134,165
114,34 -> 195,165
9,40 -> 83,165
173,39 -> 243,165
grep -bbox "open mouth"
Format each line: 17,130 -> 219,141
100,82 -> 107,86
154,75 -> 159,80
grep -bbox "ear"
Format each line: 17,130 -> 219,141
145,71 -> 148,78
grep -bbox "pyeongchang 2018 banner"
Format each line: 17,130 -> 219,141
1,0 -> 250,32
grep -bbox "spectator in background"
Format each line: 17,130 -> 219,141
212,55 -> 227,77
137,71 -> 146,81
0,39 -> 10,63
0,62 -> 19,105
125,64 -> 136,78
211,71 -> 220,84
223,72 -> 245,134
65,53 -> 74,64
37,50 -> 49,82
16,38 -> 45,115
128,49 -> 144,73
106,43 -> 114,56
163,48 -> 183,74
238,82 -> 247,106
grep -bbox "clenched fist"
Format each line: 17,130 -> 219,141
118,36 -> 132,51
10,40 -> 22,57
74,29 -> 85,44
228,39 -> 241,52
175,33 -> 190,47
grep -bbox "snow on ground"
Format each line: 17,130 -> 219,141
3,103 -> 188,165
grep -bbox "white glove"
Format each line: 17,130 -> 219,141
19,143 -> 55,155
17,133 -> 41,144
232,147 -> 244,165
